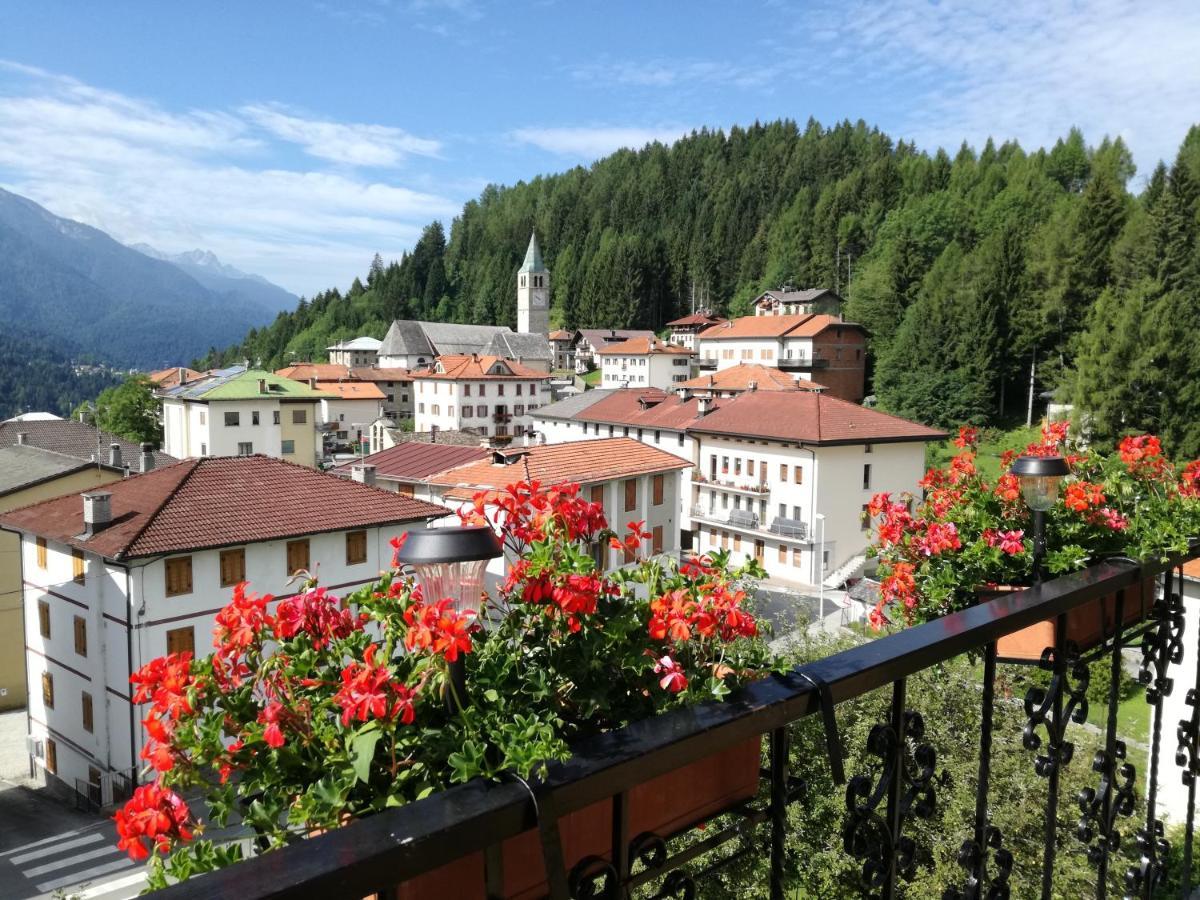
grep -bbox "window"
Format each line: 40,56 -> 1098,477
741,349 -> 753,360
652,474 -> 664,506
779,464 -> 788,483
624,479 -> 637,512
477,405 -> 487,417
38,600 -> 50,639
462,407 -> 473,419
794,466 -> 803,484
721,531 -> 729,549
514,404 -> 524,417
652,526 -> 664,555
199,410 -> 206,426
623,427 -> 630,437
165,556 -> 193,596
747,460 -> 755,478
273,410 -> 281,425
864,443 -> 873,454
220,548 -> 246,587
166,627 -> 195,656
200,443 -> 207,455
45,739 -> 56,775
497,384 -> 505,396
72,549 -> 85,585
654,430 -> 661,443
733,534 -> 742,552
529,384 -> 537,396
863,464 -> 872,490
252,411 -> 260,426
755,540 -> 765,562
287,539 -> 310,575
636,429 -> 643,441
281,439 -> 295,454
516,384 -> 523,396
237,442 -> 254,456
793,548 -> 803,567
590,485 -> 604,507
224,411 -> 240,427
778,543 -> 787,563
734,458 -> 742,475
42,672 -> 54,708
448,406 -> 455,417
346,530 -> 367,565
419,403 -> 425,414
36,537 -> 47,569
678,434 -> 685,447
779,503 -> 787,518
721,456 -> 729,472
862,504 -> 871,530
463,384 -> 471,397
82,692 -> 94,733
74,616 -> 87,657
292,409 -> 307,425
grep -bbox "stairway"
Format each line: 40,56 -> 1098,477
823,552 -> 867,590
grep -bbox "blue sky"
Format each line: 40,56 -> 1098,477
1,0 -> 1197,295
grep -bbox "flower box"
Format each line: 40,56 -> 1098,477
395,736 -> 762,900
980,576 -> 1157,662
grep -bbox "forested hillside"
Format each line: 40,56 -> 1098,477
0,330 -> 122,421
199,119 -> 1200,455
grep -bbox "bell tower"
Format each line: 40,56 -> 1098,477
517,231 -> 550,335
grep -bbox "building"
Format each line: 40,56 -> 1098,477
665,312 -> 726,350
0,446 -> 126,711
315,381 -> 386,448
349,367 -> 414,421
147,368 -> 204,389
695,314 -> 867,403
411,355 -> 551,439
327,337 -> 382,368
597,337 -> 694,390
517,232 -> 550,336
548,329 -> 577,371
0,419 -> 175,469
751,287 -> 842,317
424,438 -> 691,574
377,320 -> 516,370
275,363 -> 351,382
3,412 -> 64,423
331,443 -> 489,496
674,364 -> 825,398
575,328 -> 658,370
480,331 -> 555,373
0,455 -> 446,796
159,368 -> 329,466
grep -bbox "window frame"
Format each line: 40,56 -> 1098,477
165,556 -> 194,597
346,530 -> 368,566
166,626 -> 196,657
286,538 -> 310,575
73,616 -> 87,657
38,600 -> 50,639
224,411 -> 240,427
82,691 -> 94,733
623,478 -> 637,512
219,548 -> 246,588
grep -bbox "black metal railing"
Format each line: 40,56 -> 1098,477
154,544 -> 1200,899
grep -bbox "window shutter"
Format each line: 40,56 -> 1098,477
624,479 -> 636,512
287,539 -> 310,575
36,537 -> 47,569
82,692 -> 94,733
652,474 -> 664,506
38,601 -> 50,639
165,557 -> 193,597
220,548 -> 246,587
74,616 -> 87,657
72,549 -> 85,585
42,672 -> 54,708
45,739 -> 57,774
167,627 -> 195,657
346,531 -> 367,565
652,526 -> 663,555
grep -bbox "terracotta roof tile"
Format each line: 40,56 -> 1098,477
332,443 -> 488,480
410,355 -> 550,381
315,381 -> 387,400
148,368 -> 204,388
350,366 -> 411,382
0,420 -> 176,467
665,312 -> 726,327
275,363 -> 352,381
674,364 -> 824,392
571,389 -> 720,431
0,455 -> 445,559
696,313 -> 863,340
595,337 -> 692,356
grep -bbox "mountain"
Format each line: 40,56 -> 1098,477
0,188 -> 294,369
130,244 -> 297,315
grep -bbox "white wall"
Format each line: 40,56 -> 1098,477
1161,574 -> 1200,827
320,398 -> 383,439
600,354 -> 692,391
414,378 -> 548,437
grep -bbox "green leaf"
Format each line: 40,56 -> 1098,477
349,724 -> 383,783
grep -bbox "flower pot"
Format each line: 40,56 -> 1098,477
395,736 -> 762,899
979,577 -> 1157,663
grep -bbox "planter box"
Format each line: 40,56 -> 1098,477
395,736 -> 762,899
980,577 -> 1157,663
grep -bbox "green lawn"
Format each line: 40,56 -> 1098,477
927,424 -> 1044,480
582,369 -> 602,387
1085,686 -> 1152,743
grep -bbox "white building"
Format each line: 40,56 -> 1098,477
315,381 -> 386,446
751,287 -> 842,317
0,455 -> 445,796
326,337 -> 382,368
411,355 -> 551,439
517,232 -> 550,336
665,312 -> 726,350
597,337 -> 694,390
159,368 -> 328,467
575,328 -> 657,370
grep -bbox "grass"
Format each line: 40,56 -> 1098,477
581,369 -> 602,387
926,424 -> 1044,480
1085,685 -> 1152,742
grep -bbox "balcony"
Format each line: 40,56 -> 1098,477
693,471 -> 771,495
155,546 -> 1200,899
697,356 -> 718,369
777,350 -> 829,370
768,516 -> 808,539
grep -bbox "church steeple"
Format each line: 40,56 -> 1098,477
517,231 -> 549,335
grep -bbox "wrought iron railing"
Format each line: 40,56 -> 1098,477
153,545 -> 1200,899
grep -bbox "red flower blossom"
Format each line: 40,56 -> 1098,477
1181,460 -> 1200,498
984,529 -> 1025,555
993,473 -> 1021,503
404,598 -> 475,662
213,582 -> 273,664
1118,434 -> 1168,478
390,533 -> 408,568
880,562 -> 917,610
257,701 -> 287,748
334,644 -> 418,728
649,589 -> 696,643
953,426 -> 979,449
1064,481 -> 1105,512
917,522 -> 961,557
130,653 -> 196,722
652,655 -> 688,693
274,587 -> 361,650
114,783 -> 194,861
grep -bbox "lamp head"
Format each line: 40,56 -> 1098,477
396,526 -> 502,617
1009,454 -> 1070,512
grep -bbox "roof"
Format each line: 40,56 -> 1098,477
577,329 -> 657,351
315,381 -> 387,400
547,329 -> 575,341
0,455 -> 446,560
2,412 -> 63,422
696,313 -> 861,340
411,355 -> 551,381
686,391 -> 947,445
0,445 -> 117,497
423,322 -> 512,357
595,336 -> 692,356
349,366 -> 411,382
428,438 -> 691,500
379,320 -> 435,359
519,232 -> 545,273
327,336 -> 382,352
0,420 -> 175,467
754,288 -> 840,306
148,368 -> 204,388
1184,559 -> 1200,581
481,331 -> 554,361
530,389 -> 618,421
674,364 -> 825,392
332,442 -> 488,481
275,363 -> 351,382
161,368 -> 331,402
666,312 -> 727,328
577,390 -> 721,431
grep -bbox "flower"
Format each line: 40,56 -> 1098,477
652,655 -> 688,693
257,701 -> 287,748
114,783 -> 194,861
274,587 -> 361,650
404,598 -> 475,663
389,533 -> 408,568
984,529 -> 1025,555
953,426 -> 979,449
130,653 -> 196,722
1118,434 -> 1168,479
213,583 -> 273,671
1063,481 -> 1105,512
1181,460 -> 1200,498
334,644 -> 418,728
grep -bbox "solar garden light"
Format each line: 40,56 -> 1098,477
1009,455 -> 1070,585
395,525 -> 502,712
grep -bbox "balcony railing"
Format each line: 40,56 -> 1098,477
768,516 -> 808,539
155,545 -> 1200,900
691,506 -> 811,543
693,471 -> 771,495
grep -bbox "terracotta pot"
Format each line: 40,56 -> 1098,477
979,576 -> 1157,662
395,736 -> 762,899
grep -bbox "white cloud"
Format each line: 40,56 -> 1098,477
510,125 -> 690,159
571,58 -> 774,91
241,103 -> 441,166
0,62 -> 459,294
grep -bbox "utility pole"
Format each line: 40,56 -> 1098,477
835,244 -> 840,294
1026,356 -> 1037,428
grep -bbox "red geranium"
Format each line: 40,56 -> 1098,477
335,644 -> 418,727
115,783 -> 194,861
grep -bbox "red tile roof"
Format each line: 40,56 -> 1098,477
573,389 -> 721,431
548,329 -> 574,341
666,312 -> 726,328
332,443 -> 488,481
0,455 -> 445,559
595,337 -> 692,356
410,355 -> 550,381
428,438 -> 691,500
275,363 -> 351,381
675,364 -> 825,392
315,381 -> 387,400
696,313 -> 863,340
687,392 -> 946,445
350,366 -> 411,382
148,368 -> 204,388
1184,559 -> 1200,581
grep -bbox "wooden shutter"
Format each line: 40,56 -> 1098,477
346,530 -> 367,565
74,616 -> 87,657
590,484 -> 604,506
287,539 -> 310,575
82,692 -> 94,733
38,600 -> 50,639
733,534 -> 741,552
72,549 -> 85,585
36,537 -> 47,569
755,540 -> 765,562
652,474 -> 664,506
794,466 -> 803,484
778,543 -> 787,563
42,672 -> 54,708
45,739 -> 57,775
778,464 -> 787,483
166,626 -> 195,657
624,479 -> 636,512
165,557 -> 193,597
652,526 -> 663,555
219,548 -> 246,587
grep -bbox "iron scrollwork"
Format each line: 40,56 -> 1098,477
1076,740 -> 1138,866
1139,584 -> 1185,703
566,855 -> 619,900
1125,820 -> 1170,896
628,831 -> 697,900
1022,643 -> 1089,776
1179,688 -> 1200,785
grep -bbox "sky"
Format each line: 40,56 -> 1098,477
1,0 -> 1198,297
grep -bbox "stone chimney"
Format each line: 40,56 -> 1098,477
81,491 -> 113,538
140,443 -> 155,473
351,464 -> 377,488
697,396 -> 712,416
109,442 -> 122,468
15,432 -> 27,445
258,378 -> 268,394
308,378 -> 317,389
178,368 -> 188,386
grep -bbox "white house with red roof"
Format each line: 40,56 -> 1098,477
597,336 -> 694,391
314,380 -> 386,447
665,311 -> 726,350
411,355 -> 552,439
0,455 -> 444,797
751,287 -> 842,317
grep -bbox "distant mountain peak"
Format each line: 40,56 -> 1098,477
131,243 -> 268,284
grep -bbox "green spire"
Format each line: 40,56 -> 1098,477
519,231 -> 545,273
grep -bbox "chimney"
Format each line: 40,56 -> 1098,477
140,443 -> 155,473
748,380 -> 758,393
81,491 -> 113,538
697,396 -> 712,416
257,378 -> 268,394
15,432 -> 27,445
351,464 -> 377,487
109,443 -> 122,468
309,378 -> 317,389
178,367 -> 187,386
